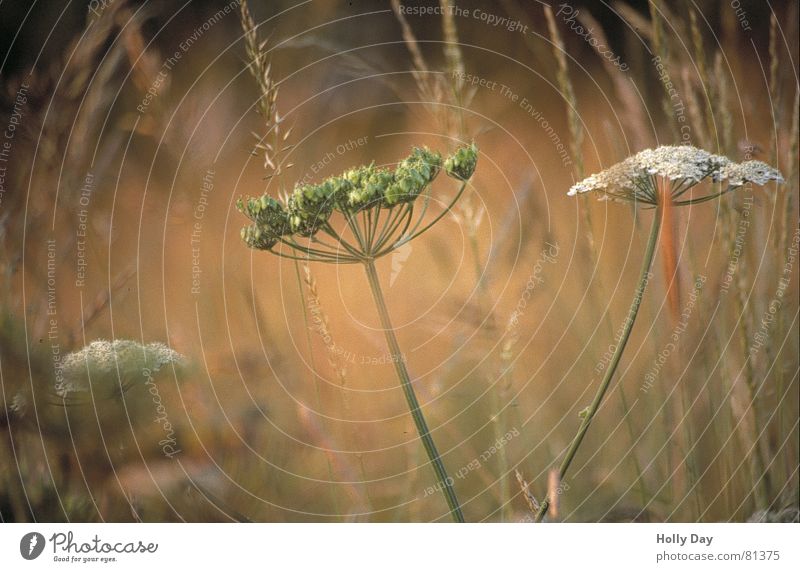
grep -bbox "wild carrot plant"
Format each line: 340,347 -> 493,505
535,145 -> 784,521
237,143 -> 478,522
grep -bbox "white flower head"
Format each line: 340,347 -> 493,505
633,146 -> 729,182
57,339 -> 183,399
715,160 -> 785,187
567,159 -> 644,200
569,145 -> 782,206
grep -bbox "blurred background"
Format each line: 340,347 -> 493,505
0,0 -> 797,522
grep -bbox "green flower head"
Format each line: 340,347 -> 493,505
288,183 -> 335,236
444,143 -> 478,181
343,164 -> 394,211
237,144 -> 475,261
237,195 -> 291,249
385,147 -> 442,205
241,223 -> 279,249
237,195 -> 290,232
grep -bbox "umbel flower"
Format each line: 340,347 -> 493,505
10,339 -> 183,453
568,145 -> 783,206
535,146 -> 783,522
238,143 -> 478,522
56,339 -> 183,400
237,145 -> 476,263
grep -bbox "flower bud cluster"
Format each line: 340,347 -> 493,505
444,142 -> 478,181
237,195 -> 291,249
238,144 -> 477,250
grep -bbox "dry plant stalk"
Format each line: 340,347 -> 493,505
543,4 -> 584,179
649,0 -> 679,141
239,0 -> 292,176
390,0 -> 441,106
575,11 -> 648,149
515,469 -> 540,515
301,265 -> 348,388
688,8 -> 715,148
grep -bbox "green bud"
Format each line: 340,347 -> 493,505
444,142 -> 478,181
323,177 -> 352,212
245,195 -> 290,232
237,194 -> 290,249
385,147 -> 442,205
288,183 -> 334,236
343,165 -> 393,211
241,223 -> 278,250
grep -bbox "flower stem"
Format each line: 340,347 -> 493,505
363,260 -> 465,522
535,205 -> 662,522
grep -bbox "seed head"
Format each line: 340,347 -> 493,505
237,195 -> 290,231
385,147 -> 442,205
288,183 -> 335,236
444,142 -> 478,181
343,164 -> 395,210
241,223 -> 279,249
237,195 -> 291,249
237,144 -> 476,260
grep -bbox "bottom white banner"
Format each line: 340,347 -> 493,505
1,523 -> 798,570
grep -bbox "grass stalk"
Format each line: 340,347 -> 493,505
536,204 -> 662,522
617,385 -> 650,511
294,261 -> 343,517
363,260 -> 464,522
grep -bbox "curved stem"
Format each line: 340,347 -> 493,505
390,181 -> 468,251
345,211 -> 368,252
535,205 -> 661,522
277,236 -> 350,260
320,222 -> 363,259
267,241 -> 361,264
363,260 -> 465,522
267,248 -> 359,264
674,186 -> 735,206
373,205 -> 399,250
373,205 -> 413,255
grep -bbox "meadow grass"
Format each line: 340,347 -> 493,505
0,0 -> 797,523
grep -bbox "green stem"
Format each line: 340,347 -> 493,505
535,205 -> 662,522
363,260 -> 465,522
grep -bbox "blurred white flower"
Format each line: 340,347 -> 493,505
57,339 -> 183,399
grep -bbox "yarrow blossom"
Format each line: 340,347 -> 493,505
568,145 -> 783,205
